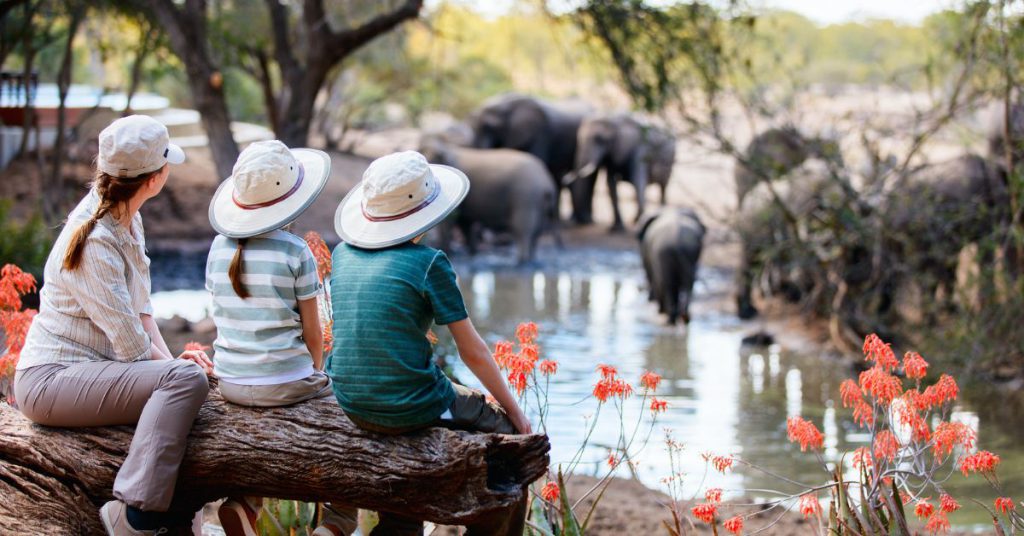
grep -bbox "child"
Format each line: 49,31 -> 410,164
206,140 -> 356,536
330,151 -> 532,535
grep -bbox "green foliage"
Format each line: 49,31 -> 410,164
0,201 -> 51,279
255,500 -> 318,536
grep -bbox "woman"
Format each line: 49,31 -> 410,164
14,115 -> 214,536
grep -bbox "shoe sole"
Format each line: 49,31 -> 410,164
218,502 -> 258,536
99,503 -> 117,536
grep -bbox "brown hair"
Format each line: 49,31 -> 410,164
228,238 -> 250,299
62,167 -> 162,271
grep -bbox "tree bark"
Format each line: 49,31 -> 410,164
48,4 -> 84,222
0,393 -> 550,535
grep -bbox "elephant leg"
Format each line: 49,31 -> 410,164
570,172 -> 597,224
630,159 -> 649,224
460,220 -> 479,256
607,171 -> 625,232
736,243 -> 759,319
660,183 -> 668,206
665,279 -> 681,326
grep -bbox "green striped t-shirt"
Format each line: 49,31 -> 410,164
328,242 -> 468,428
206,230 -> 322,384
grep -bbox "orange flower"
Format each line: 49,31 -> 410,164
786,416 -> 824,451
640,371 -> 662,391
799,494 -> 820,519
932,422 -> 975,460
995,497 -> 1015,514
508,371 -> 528,396
922,375 -> 958,407
593,376 -> 633,402
650,397 -> 668,414
607,452 -> 618,467
914,499 -> 934,519
691,503 -> 717,524
859,366 -> 902,404
597,364 -> 618,379
852,447 -> 873,469
539,359 -> 558,375
710,454 -> 734,473
322,325 -> 334,354
959,450 -> 1001,476
902,351 -> 929,380
183,341 -> 210,352
516,322 -> 538,344
303,231 -> 332,282
0,264 -> 36,310
873,430 -> 900,462
540,481 -> 559,502
926,512 -> 950,534
939,494 -> 960,513
519,343 -> 540,364
493,341 -> 515,369
840,379 -> 861,408
426,330 -> 439,345
723,515 -> 744,534
705,488 -> 723,504
863,334 -> 898,371
852,399 -> 875,428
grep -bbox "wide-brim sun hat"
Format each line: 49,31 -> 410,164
335,150 -> 469,249
209,140 -> 331,238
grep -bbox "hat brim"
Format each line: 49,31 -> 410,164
166,143 -> 185,165
209,148 -> 331,238
335,164 -> 469,249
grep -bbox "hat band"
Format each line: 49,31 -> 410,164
362,181 -> 440,222
232,163 -> 305,210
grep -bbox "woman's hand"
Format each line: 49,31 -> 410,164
178,349 -> 214,376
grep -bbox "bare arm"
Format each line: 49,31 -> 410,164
448,318 -> 532,434
140,314 -> 173,360
298,297 -> 324,370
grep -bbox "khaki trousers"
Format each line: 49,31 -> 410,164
346,382 -> 525,536
14,360 -> 210,512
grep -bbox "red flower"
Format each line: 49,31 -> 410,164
932,422 -> 975,460
959,450 -> 1001,476
914,499 -> 934,519
710,454 -> 734,473
852,447 -> 873,469
640,371 -> 662,391
852,399 -> 874,427
516,322 -> 538,344
426,330 -> 439,345
873,430 -> 900,462
922,375 -> 959,407
723,515 -> 744,534
799,494 -> 820,519
493,341 -> 515,369
691,503 -> 717,524
508,371 -> 528,396
650,397 -> 668,414
0,264 -> 37,310
705,488 -> 723,504
540,481 -> 559,502
939,494 -> 960,513
902,351 -> 929,380
859,366 -> 902,404
926,512 -> 950,534
597,364 -> 618,379
539,360 -> 558,375
995,497 -> 1015,514
303,231 -> 332,282
863,334 -> 898,371
607,452 -> 618,467
786,416 -> 824,451
322,325 -> 334,354
593,375 -> 633,402
840,379 -> 861,408
518,343 -> 540,365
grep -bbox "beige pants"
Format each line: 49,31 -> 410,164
219,371 -> 356,535
14,360 -> 210,512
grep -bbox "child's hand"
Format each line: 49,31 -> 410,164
179,349 -> 214,376
508,407 -> 533,435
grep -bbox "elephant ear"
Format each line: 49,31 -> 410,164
504,99 -> 549,151
636,210 -> 661,241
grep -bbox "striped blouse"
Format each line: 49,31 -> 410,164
205,230 -> 322,385
18,189 -> 154,369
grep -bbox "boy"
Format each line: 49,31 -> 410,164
330,151 -> 531,535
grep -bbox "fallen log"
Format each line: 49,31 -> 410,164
0,391 -> 550,534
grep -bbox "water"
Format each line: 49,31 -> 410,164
149,247 -> 1023,529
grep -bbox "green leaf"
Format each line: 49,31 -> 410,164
531,497 -> 554,536
557,469 -> 582,536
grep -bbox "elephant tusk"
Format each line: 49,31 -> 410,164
565,162 -> 598,185
562,172 -> 579,186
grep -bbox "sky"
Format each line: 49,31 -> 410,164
430,0 -> 957,25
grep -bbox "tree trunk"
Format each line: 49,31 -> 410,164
0,394 -> 550,535
48,5 -> 84,222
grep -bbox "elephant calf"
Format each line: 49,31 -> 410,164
420,136 -> 557,265
637,208 -> 705,325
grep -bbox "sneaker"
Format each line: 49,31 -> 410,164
99,501 -> 169,536
218,498 -> 260,536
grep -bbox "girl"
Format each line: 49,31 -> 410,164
14,115 -> 213,536
205,140 -> 355,536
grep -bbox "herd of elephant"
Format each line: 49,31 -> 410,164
419,93 -> 1019,327
417,93 -> 697,325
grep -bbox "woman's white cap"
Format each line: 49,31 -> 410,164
97,115 -> 185,178
334,150 -> 469,249
209,140 -> 331,238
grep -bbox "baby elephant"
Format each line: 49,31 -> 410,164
637,208 -> 705,325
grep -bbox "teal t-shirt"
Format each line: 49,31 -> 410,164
328,242 -> 468,428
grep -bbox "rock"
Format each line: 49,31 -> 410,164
190,317 -> 217,335
741,331 -> 775,347
157,315 -> 190,333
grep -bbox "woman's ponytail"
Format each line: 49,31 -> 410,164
61,210 -> 106,271
228,238 -> 250,299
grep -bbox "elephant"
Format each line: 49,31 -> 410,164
569,114 -> 677,231
419,136 -> 558,265
637,208 -> 705,325
734,126 -> 842,209
469,93 -> 589,221
881,153 -> 1010,313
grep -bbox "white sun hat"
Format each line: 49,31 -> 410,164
209,140 -> 331,238
335,150 -> 469,249
98,115 -> 185,178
